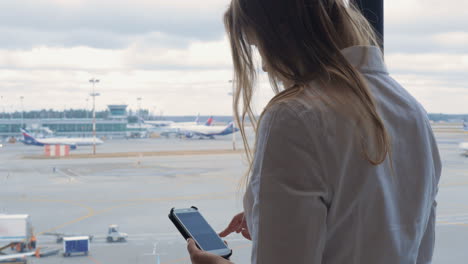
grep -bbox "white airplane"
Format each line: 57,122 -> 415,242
171,116 -> 213,129
20,129 -> 103,149
0,249 -> 38,261
142,120 -> 175,127
460,142 -> 468,156
461,122 -> 468,156
144,115 -> 213,128
177,121 -> 239,139
159,117 -> 215,138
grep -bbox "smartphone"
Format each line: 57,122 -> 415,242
169,207 -> 232,259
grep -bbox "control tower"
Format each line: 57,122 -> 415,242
107,105 -> 128,120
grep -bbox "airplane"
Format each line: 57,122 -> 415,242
170,116 -> 214,129
142,120 -> 175,127
144,116 -> 214,128
159,117 -> 215,138
0,249 -> 39,261
459,122 -> 468,156
169,113 -> 203,127
20,129 -> 103,149
178,121 -> 239,139
460,142 -> 468,157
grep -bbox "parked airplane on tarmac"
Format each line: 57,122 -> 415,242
20,129 -> 103,149
174,121 -> 239,139
144,116 -> 213,128
459,122 -> 468,156
159,117 -> 215,138
142,120 -> 175,127
171,117 -> 213,129
460,142 -> 468,156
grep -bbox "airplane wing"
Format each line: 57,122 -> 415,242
0,251 -> 36,261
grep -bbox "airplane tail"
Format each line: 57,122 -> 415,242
463,122 -> 468,131
21,129 -> 40,145
221,122 -> 239,134
204,117 -> 214,126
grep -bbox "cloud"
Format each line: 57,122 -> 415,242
386,53 -> 468,73
385,32 -> 468,54
384,0 -> 468,54
0,0 -> 467,115
386,51 -> 468,114
433,32 -> 468,49
0,68 -> 238,115
386,0 -> 468,34
0,0 -> 231,49
393,73 -> 468,114
0,37 -> 232,71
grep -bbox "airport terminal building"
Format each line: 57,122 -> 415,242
0,105 -> 130,138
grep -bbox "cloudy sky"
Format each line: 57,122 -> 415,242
0,0 -> 467,115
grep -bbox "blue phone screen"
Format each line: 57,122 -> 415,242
177,211 -> 227,251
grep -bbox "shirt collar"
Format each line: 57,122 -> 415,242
340,46 -> 388,74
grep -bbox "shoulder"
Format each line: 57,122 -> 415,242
260,88 -> 334,134
258,98 -> 330,145
259,101 -> 302,133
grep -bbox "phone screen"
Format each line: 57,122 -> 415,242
175,210 -> 227,251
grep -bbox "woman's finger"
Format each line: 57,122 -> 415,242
219,212 -> 245,237
234,218 -> 248,233
241,229 -> 252,240
219,227 -> 235,237
219,217 -> 242,236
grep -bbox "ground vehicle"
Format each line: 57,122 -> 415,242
0,215 -> 34,252
63,236 -> 89,257
106,225 -> 128,242
43,232 -> 94,243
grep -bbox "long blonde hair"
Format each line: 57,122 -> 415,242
224,0 -> 391,188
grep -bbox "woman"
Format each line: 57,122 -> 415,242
187,0 -> 441,263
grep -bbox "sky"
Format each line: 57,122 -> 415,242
0,0 -> 467,115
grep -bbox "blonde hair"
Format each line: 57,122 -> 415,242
224,0 -> 391,189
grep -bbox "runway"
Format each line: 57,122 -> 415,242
1,130 -> 467,263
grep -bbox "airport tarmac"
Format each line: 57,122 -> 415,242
1,130 -> 467,264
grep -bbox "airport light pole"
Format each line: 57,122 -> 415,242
228,80 -> 236,151
20,96 -> 24,129
1,96 -> 4,119
85,98 -> 89,119
89,78 -> 100,155
137,97 -> 142,132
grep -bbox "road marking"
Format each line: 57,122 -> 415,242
20,198 -> 96,236
88,255 -> 103,264
35,192 -> 234,236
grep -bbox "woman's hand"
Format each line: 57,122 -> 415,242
219,212 -> 251,240
187,239 -> 233,264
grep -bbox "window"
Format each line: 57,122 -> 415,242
1,1 -> 467,263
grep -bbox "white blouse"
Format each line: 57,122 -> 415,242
243,46 -> 442,264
